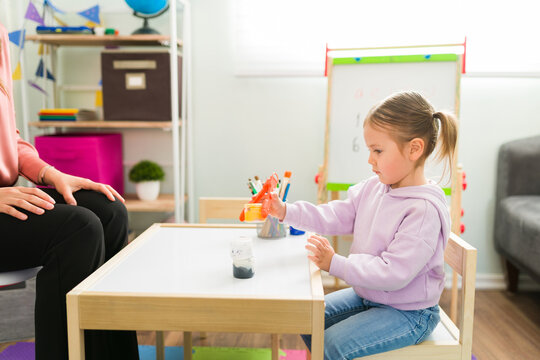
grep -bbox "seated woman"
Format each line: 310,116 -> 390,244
0,22 -> 139,360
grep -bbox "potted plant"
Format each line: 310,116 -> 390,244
129,160 -> 165,201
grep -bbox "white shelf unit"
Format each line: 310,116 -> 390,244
22,1 -> 193,223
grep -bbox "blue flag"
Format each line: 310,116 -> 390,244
8,29 -> 26,48
35,59 -> 56,81
77,5 -> 100,24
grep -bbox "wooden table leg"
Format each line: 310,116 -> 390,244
311,300 -> 325,360
271,334 -> 280,360
184,331 -> 193,360
156,331 -> 164,360
67,294 -> 85,360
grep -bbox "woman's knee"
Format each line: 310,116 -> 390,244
65,207 -> 106,263
84,191 -> 128,228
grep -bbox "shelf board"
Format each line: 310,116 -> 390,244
29,121 -> 180,129
124,194 -> 175,212
26,34 -> 182,47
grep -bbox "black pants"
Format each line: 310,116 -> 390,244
0,189 -> 139,360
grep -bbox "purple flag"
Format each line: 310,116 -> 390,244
28,80 -> 48,95
77,5 -> 100,24
25,2 -> 45,26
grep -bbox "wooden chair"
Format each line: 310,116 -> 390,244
180,197 -> 281,360
355,232 -> 477,360
198,197 -> 250,224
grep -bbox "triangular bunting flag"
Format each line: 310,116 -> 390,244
35,59 -> 56,81
95,90 -> 103,107
28,80 -> 47,95
77,5 -> 100,24
38,44 -> 44,55
8,30 -> 26,48
44,0 -> 65,14
12,62 -> 22,80
25,2 -> 45,26
46,70 -> 56,82
85,21 -> 99,28
35,59 -> 44,78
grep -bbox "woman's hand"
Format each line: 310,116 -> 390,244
43,167 -> 124,205
0,187 -> 56,220
305,234 -> 335,272
265,192 -> 286,221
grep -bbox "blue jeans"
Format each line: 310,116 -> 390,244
302,288 -> 440,359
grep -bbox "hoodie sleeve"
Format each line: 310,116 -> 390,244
283,182 -> 366,235
329,199 -> 442,291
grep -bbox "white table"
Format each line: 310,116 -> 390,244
67,224 -> 325,360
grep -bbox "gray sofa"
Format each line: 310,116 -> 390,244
494,135 -> 540,292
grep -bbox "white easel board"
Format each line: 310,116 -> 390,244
325,53 -> 460,192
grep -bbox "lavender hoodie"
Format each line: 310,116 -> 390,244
284,176 -> 450,310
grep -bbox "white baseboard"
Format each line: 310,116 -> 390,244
445,273 -> 540,291
322,273 -> 540,291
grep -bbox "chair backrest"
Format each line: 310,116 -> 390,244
444,233 -> 477,360
199,197 -> 250,223
0,267 -> 42,287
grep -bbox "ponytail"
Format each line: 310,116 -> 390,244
433,111 -> 458,171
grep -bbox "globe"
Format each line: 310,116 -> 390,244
125,0 -> 169,35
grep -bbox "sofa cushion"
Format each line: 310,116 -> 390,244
495,195 -> 540,278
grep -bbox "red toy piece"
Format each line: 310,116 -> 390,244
460,223 -> 465,234
462,171 -> 467,190
239,172 -> 279,222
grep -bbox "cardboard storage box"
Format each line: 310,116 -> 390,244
35,133 -> 124,194
101,51 -> 182,121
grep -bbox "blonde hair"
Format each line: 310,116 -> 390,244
364,91 -> 458,173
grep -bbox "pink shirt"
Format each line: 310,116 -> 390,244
0,22 -> 48,186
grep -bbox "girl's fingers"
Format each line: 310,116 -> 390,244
305,243 -> 319,254
307,237 -> 325,249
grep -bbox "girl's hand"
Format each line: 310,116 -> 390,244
0,186 -> 56,220
305,234 -> 335,272
43,167 -> 124,205
266,192 -> 286,221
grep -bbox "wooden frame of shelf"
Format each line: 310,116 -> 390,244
24,23 -> 191,220
28,121 -> 180,129
124,194 -> 175,212
25,34 -> 182,47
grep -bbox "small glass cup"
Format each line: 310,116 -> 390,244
232,257 -> 255,279
230,236 -> 255,279
257,216 -> 287,239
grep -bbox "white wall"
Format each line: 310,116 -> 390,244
2,0 -> 540,281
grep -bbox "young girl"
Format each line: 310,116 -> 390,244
268,91 -> 458,359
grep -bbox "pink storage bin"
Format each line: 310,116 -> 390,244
34,133 -> 124,195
